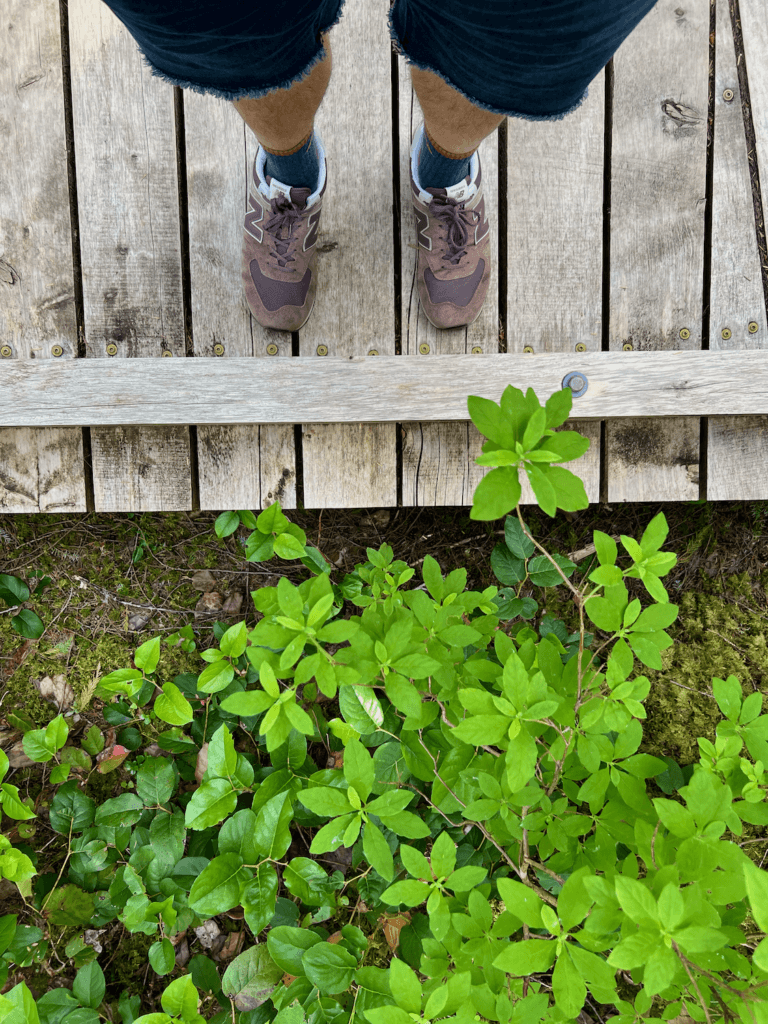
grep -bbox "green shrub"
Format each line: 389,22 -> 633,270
2,384 -> 767,1024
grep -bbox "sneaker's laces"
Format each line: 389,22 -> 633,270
264,195 -> 304,270
428,194 -> 479,265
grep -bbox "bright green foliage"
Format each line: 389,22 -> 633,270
4,383 -> 768,1023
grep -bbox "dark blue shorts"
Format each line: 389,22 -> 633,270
98,0 -> 660,121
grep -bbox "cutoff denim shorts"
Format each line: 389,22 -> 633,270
98,0 -> 660,122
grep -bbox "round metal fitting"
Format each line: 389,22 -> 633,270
748,321 -> 759,334
266,343 -> 279,355
721,327 -> 731,340
213,343 -> 225,356
106,343 -> 118,356
471,346 -> 482,354
679,327 -> 690,340
51,345 -> 63,357
419,343 -> 430,355
161,349 -> 172,357
316,344 -> 328,356
523,345 -> 534,354
0,346 -> 12,358
368,348 -> 379,356
723,88 -> 734,102
622,343 -> 634,351
562,371 -> 588,398
575,342 -> 586,352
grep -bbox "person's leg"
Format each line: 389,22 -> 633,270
232,30 -> 333,154
409,64 -> 504,161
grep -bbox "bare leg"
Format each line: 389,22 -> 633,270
232,31 -> 333,154
410,65 -> 505,159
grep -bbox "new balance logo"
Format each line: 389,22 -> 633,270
414,208 -> 432,251
304,208 -> 321,251
244,193 -> 263,243
473,196 -> 489,244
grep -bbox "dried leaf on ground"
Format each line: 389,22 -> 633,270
175,937 -> 190,968
7,740 -> 35,768
195,744 -> 209,784
128,612 -> 151,631
194,920 -> 221,950
190,570 -> 217,592
33,674 -> 75,711
222,591 -> 243,616
218,929 -> 244,960
195,592 -> 223,619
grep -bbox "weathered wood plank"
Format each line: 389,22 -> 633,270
0,0 -> 86,512
69,0 -> 191,511
606,0 -> 709,501
706,0 -> 768,499
398,59 -> 497,506
740,0 -> 768,245
299,0 -> 397,508
8,350 -> 768,424
183,89 -> 296,510
504,69 -> 606,504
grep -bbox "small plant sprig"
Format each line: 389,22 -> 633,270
2,384 -> 768,1024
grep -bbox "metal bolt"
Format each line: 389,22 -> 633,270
723,88 -> 734,102
419,343 -> 430,355
679,328 -> 690,340
562,371 -> 589,397
161,349 -> 172,357
213,343 -> 225,356
471,346 -> 482,354
368,349 -> 379,356
623,343 -> 634,351
523,345 -> 534,354
575,342 -> 586,352
106,343 -> 118,356
316,344 -> 328,356
0,346 -> 12,358
748,321 -> 759,333
721,327 -> 731,340
51,345 -> 63,357
266,343 -> 278,355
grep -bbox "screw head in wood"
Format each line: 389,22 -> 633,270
419,343 -> 430,355
214,343 -> 225,356
748,321 -> 759,333
679,328 -> 690,339
161,349 -> 172,357
723,88 -> 734,101
266,343 -> 279,355
562,372 -> 588,397
471,346 -> 482,354
523,345 -> 534,354
368,349 -> 379,356
0,346 -> 12,358
575,342 -> 586,352
106,343 -> 118,356
51,345 -> 63,357
623,343 -> 633,351
721,327 -> 731,340
316,345 -> 328,356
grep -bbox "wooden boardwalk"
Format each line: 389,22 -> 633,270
1,0 -> 767,512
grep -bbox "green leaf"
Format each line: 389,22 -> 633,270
148,938 -> 175,976
267,926 -> 323,976
490,544 -> 527,586
639,512 -> 669,554
222,944 -> 282,1011
73,961 -> 105,1010
134,636 -> 161,675
362,822 -> 394,882
712,675 -> 742,721
470,466 -> 522,522
189,853 -> 250,917
448,866 -> 488,892
525,464 -> 557,517
0,784 -> 35,821
452,715 -> 509,746
161,975 -> 199,1019
298,786 -> 352,818
743,861 -> 768,932
136,757 -> 177,806
496,877 -> 545,927
303,943 -> 357,994
257,502 -> 289,535
380,880 -> 431,907
504,516 -> 535,559
215,511 -> 240,538
553,948 -> 586,1018
44,715 -> 69,753
544,387 -> 572,430
207,724 -> 238,779
430,831 -> 456,878
221,689 -> 274,717
522,407 -> 547,452
11,609 -> 44,639
584,596 -> 622,633
388,956 -> 422,1014
614,876 -> 657,925
255,790 -> 294,859
0,574 -> 29,605
1,982 -> 40,1024
154,683 -> 194,726
185,778 -> 237,830
339,686 -> 384,734
493,939 -> 557,975
467,395 -> 516,448
673,927 -> 728,952
274,533 -> 306,559
197,659 -> 236,694
343,738 -> 375,803
49,781 -> 95,834
94,793 -> 143,828
652,798 -> 696,839
242,863 -> 279,935
22,730 -> 53,763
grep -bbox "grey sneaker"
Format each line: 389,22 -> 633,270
241,131 -> 328,332
409,121 -> 491,329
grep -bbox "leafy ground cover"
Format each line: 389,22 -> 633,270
1,389 -> 768,1023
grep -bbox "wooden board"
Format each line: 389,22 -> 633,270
8,351 -> 768,425
183,89 -> 296,510
69,0 -> 191,511
740,0 -> 768,236
706,0 -> 768,499
606,0 -> 709,501
504,70 -> 605,505
0,0 -> 86,512
398,61 -> 497,506
299,0 -> 397,508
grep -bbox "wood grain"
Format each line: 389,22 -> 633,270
299,0 -> 396,508
740,0 -> 768,245
0,0 -> 86,511
69,0 -> 191,511
707,0 -> 768,498
606,0 -> 709,501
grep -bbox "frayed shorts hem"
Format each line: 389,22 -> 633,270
131,0 -> 347,102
